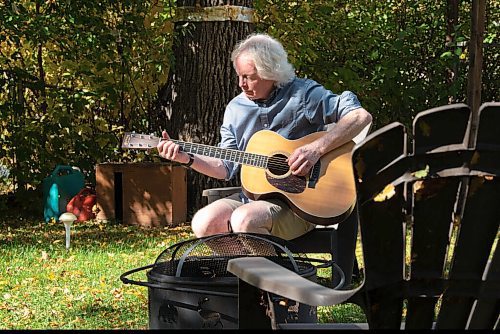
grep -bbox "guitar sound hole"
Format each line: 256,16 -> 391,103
267,154 -> 289,176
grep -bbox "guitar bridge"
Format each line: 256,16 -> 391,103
308,161 -> 321,188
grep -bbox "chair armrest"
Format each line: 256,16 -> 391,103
202,187 -> 242,204
227,257 -> 359,306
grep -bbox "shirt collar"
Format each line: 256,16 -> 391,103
253,86 -> 280,107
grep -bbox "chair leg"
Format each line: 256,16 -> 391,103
237,280 -> 273,329
331,207 -> 359,289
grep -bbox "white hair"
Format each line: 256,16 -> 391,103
231,33 -> 296,87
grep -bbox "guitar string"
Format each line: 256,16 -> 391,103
175,140 -> 293,172
128,134 -> 316,178
146,137 -> 294,172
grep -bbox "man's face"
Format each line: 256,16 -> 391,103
234,54 -> 275,101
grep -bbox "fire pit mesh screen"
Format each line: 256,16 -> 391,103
152,233 -> 312,278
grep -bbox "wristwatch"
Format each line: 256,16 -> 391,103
181,153 -> 195,168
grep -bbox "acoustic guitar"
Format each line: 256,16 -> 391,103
122,130 -> 356,225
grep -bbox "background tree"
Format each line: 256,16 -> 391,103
152,0 -> 255,214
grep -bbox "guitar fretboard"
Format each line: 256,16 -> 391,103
122,133 -> 272,169
171,139 -> 269,168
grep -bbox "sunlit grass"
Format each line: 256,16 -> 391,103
0,218 -> 194,329
0,218 -> 366,329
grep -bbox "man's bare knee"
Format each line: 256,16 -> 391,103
192,205 -> 232,237
230,207 -> 269,234
191,209 -> 211,237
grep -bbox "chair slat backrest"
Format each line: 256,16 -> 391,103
435,103 -> 500,329
405,104 -> 471,329
351,103 -> 500,330
454,102 -> 500,329
352,123 -> 408,328
412,103 -> 471,153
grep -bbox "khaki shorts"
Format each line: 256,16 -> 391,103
219,193 -> 316,240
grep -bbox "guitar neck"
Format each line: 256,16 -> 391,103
171,139 -> 268,168
122,132 -> 268,169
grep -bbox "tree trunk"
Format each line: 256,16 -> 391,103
152,0 -> 254,218
467,0 -> 485,147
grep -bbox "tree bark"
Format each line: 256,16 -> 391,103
152,0 -> 254,217
467,0 -> 485,147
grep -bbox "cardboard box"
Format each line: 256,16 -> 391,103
96,162 -> 187,227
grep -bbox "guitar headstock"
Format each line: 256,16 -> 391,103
122,132 -> 160,150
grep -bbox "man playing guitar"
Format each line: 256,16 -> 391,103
156,33 -> 372,240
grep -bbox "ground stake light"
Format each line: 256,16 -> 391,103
59,212 -> 77,250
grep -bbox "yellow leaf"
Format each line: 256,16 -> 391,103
111,288 -> 123,300
374,184 -> 396,202
412,165 -> 429,178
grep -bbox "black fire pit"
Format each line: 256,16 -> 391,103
120,233 -> 330,329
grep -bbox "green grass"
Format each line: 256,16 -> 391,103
0,218 -> 365,329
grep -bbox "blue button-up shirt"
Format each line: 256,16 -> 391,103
219,77 -> 362,180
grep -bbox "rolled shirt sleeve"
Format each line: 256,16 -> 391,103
304,80 -> 362,124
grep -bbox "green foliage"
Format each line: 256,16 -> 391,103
0,0 -> 173,205
254,0 -> 498,129
0,0 -> 498,217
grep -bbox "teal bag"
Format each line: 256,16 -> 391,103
43,165 -> 85,222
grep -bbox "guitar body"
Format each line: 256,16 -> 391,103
241,130 -> 356,225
